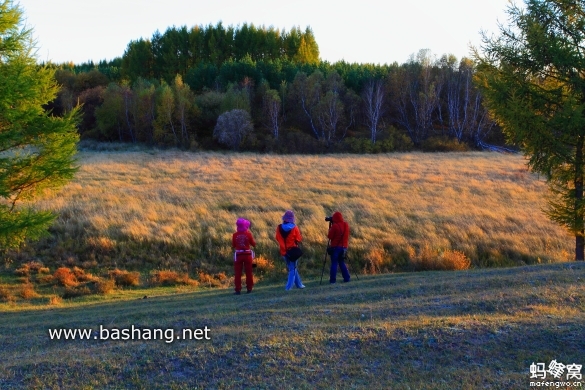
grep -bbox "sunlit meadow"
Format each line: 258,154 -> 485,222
19,149 -> 572,278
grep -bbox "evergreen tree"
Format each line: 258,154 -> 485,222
475,0 -> 585,260
121,38 -> 153,82
0,0 -> 79,248
294,27 -> 320,65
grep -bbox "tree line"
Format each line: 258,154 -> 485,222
47,23 -> 502,153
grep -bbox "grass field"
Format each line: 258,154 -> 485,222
0,149 -> 576,305
0,149 -> 583,388
0,262 -> 583,389
9,150 -> 574,273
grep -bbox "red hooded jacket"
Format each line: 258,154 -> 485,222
232,230 -> 256,250
327,212 -> 349,248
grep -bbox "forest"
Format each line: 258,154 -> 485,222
47,22 -> 504,153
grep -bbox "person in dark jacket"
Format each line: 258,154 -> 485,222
327,211 -> 350,283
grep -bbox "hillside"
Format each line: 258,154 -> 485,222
15,150 -> 573,275
0,263 -> 583,389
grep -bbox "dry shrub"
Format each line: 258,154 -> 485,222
108,269 -> 141,287
215,272 -> 232,288
198,272 -> 229,288
363,248 -> 390,275
37,274 -> 55,284
38,267 -> 50,274
55,271 -> 116,298
150,270 -> 179,286
14,265 -> 30,277
15,261 -> 46,277
87,236 -> 115,253
409,246 -> 471,271
438,250 -> 471,271
92,279 -> 116,295
26,261 -> 44,273
62,286 -> 92,299
254,255 -> 275,273
0,286 -> 12,302
150,270 -> 197,287
19,284 -> 39,299
72,267 -> 97,282
409,244 -> 438,271
53,267 -> 78,287
48,295 -> 62,305
82,260 -> 99,269
560,250 -> 572,261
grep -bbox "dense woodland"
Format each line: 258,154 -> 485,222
48,23 -> 505,153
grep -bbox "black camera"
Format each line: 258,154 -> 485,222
325,216 -> 333,222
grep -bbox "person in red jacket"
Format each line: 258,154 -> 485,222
327,211 -> 350,283
232,218 -> 256,294
275,210 -> 305,291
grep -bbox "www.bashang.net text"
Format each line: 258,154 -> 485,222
48,325 -> 211,344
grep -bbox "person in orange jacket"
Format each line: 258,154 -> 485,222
232,218 -> 256,294
275,210 -> 305,291
327,211 -> 350,283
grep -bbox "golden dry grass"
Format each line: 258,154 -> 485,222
25,150 -> 572,274
150,270 -> 199,287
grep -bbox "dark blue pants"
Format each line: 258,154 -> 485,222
330,247 -> 350,283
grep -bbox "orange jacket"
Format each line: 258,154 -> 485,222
275,224 -> 302,256
327,212 -> 349,248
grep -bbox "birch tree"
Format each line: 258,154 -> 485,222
362,79 -> 385,143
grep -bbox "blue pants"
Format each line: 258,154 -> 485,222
284,257 -> 304,290
330,247 -> 350,283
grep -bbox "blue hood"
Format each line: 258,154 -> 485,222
281,222 -> 296,232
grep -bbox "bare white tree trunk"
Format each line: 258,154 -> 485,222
363,79 -> 385,143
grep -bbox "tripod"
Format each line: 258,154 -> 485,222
319,221 -> 332,285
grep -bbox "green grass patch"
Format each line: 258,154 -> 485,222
0,262 -> 583,389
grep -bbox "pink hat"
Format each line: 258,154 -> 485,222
282,210 -> 295,223
236,218 -> 250,232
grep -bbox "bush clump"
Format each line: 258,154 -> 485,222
150,270 -> 198,287
409,246 -> 471,271
53,267 -> 79,287
421,136 -> 470,152
108,269 -> 141,287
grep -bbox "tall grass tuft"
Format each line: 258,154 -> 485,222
0,286 -> 13,302
19,284 -> 39,300
410,247 -> 471,271
108,269 -> 140,287
150,270 -> 198,287
52,267 -> 78,287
